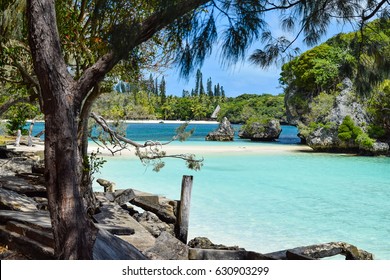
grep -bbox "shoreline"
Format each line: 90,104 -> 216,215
15,119 -> 220,125
88,142 -> 313,157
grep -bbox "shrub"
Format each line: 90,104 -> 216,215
356,132 -> 375,149
338,115 -> 362,141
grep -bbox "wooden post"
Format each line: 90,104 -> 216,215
15,129 -> 21,146
28,120 -> 35,147
176,175 -> 193,244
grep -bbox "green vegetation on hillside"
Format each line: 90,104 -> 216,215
282,19 -> 390,144
218,93 -> 286,124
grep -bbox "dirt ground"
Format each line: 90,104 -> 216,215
0,244 -> 29,260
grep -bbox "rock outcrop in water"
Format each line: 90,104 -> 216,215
238,119 -> 282,141
286,78 -> 389,155
205,117 -> 235,141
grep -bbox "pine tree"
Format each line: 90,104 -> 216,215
207,77 -> 213,97
160,76 -> 167,104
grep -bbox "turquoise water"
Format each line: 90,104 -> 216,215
90,123 -> 390,260
29,122 -> 390,259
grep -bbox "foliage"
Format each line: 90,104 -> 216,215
337,116 -> 363,142
218,93 -> 285,124
83,149 -> 107,180
281,19 -> 390,116
5,103 -> 39,135
366,79 -> 390,140
356,132 -> 375,149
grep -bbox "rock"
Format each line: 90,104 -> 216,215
266,241 -> 374,260
31,160 -> 45,174
96,178 -> 116,192
0,188 -> 38,212
112,188 -> 137,205
239,119 -> 282,141
305,78 -> 372,152
188,248 -> 274,260
93,228 -> 147,260
135,211 -> 174,237
131,196 -> 176,224
144,231 -> 189,260
188,237 -> 242,250
94,193 -> 156,252
205,117 -> 235,141
0,176 -> 46,197
362,141 -> 389,156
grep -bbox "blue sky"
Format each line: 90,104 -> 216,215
161,14 -> 356,98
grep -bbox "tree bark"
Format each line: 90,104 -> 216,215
26,0 -> 210,259
27,0 -> 96,259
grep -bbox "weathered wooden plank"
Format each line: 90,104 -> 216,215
175,175 -> 193,244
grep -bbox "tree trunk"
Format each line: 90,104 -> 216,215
78,85 -> 101,215
44,97 -> 97,259
27,0 -> 97,259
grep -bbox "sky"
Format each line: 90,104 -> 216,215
160,14 -> 356,98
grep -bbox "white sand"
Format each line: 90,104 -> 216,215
88,142 -> 313,157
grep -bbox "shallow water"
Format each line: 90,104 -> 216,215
91,124 -> 390,259
30,122 -> 390,259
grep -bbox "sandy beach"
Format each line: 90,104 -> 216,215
5,137 -> 312,157
87,142 -> 313,157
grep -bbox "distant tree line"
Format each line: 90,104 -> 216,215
92,68 -> 286,123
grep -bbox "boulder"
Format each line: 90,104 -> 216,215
239,119 -> 281,141
131,196 -> 176,224
205,117 -> 235,141
144,231 -> 189,260
96,178 -> 116,192
361,141 -> 389,156
134,211 -> 174,237
188,237 -> 242,250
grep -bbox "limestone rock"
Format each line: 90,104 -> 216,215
239,119 -> 282,141
361,141 -> 389,156
305,78 -> 371,152
135,211 -> 174,237
188,237 -> 242,250
131,196 -> 176,224
0,188 -> 38,212
144,231 -> 189,260
96,178 -> 116,192
205,117 -> 235,141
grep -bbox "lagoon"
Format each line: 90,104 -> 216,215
89,123 -> 390,259
29,121 -> 390,259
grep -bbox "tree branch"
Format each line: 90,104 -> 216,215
90,112 -> 203,171
362,0 -> 388,21
76,0 -> 210,103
